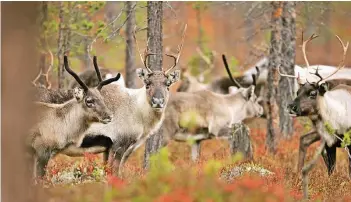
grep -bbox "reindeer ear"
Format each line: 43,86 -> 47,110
136,68 -> 150,80
166,70 -> 181,85
318,82 -> 329,96
74,87 -> 85,102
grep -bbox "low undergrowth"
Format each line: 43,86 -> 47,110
36,118 -> 351,202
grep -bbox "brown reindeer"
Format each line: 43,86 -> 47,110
28,56 -> 120,178
283,34 -> 350,198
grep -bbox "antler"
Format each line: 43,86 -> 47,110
277,64 -> 298,78
92,55 -> 122,90
44,49 -> 53,89
196,47 -> 216,82
64,56 -> 89,91
93,56 -> 103,82
221,54 -> 243,88
32,50 -> 53,89
164,24 -> 187,75
133,26 -> 153,73
251,66 -> 260,86
32,68 -> 42,87
302,34 -> 319,82
97,73 -> 121,90
319,35 -> 349,82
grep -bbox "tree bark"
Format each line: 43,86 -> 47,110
57,2 -> 65,89
229,123 -> 253,160
266,1 -> 283,153
279,1 -> 296,138
38,1 -> 48,86
125,1 -> 137,88
143,1 -> 163,170
2,2 -> 39,202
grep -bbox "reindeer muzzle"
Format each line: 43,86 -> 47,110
287,104 -> 298,117
100,115 -> 113,124
151,97 -> 165,108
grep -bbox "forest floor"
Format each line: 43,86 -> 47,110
31,118 -> 351,202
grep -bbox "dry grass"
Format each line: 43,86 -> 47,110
32,118 -> 351,202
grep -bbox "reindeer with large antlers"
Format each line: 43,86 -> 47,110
281,34 -> 350,198
76,25 -> 187,177
28,56 -> 120,178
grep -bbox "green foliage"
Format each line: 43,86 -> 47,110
179,110 -> 200,132
204,159 -> 223,177
190,2 -> 210,11
342,129 -> 351,148
324,122 -> 335,135
148,148 -> 175,179
229,56 -> 240,77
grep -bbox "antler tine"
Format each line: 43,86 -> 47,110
144,53 -> 157,71
312,66 -> 323,85
302,33 -> 319,80
93,56 -> 103,82
165,24 -> 187,75
278,65 -> 298,78
222,54 -> 243,88
320,35 -> 349,82
44,49 -> 53,89
133,26 -> 153,73
64,55 -> 89,91
32,68 -> 42,87
97,73 -> 121,90
252,66 -> 260,86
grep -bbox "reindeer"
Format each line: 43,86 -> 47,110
282,34 -> 350,198
160,54 -> 263,161
74,25 -> 188,177
28,56 -> 121,178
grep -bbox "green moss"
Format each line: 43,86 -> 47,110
324,122 -> 335,135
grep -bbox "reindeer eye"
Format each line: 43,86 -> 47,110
85,97 -> 95,108
309,91 -> 317,97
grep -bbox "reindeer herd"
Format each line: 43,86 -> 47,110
28,28 -> 351,197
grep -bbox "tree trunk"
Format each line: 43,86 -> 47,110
57,2 -> 65,89
143,1 -> 163,170
38,1 -> 48,86
266,1 -> 283,153
279,1 -> 296,138
2,2 -> 39,202
125,1 -> 137,88
229,123 -> 253,160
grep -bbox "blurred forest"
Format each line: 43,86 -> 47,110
37,1 -> 351,89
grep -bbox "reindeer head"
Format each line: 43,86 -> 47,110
134,25 -> 186,110
137,65 -> 180,109
285,34 -> 349,116
222,54 -> 264,118
64,56 -> 121,124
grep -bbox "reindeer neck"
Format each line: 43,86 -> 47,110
55,99 -> 90,133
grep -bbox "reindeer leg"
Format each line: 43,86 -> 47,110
118,136 -> 147,178
322,144 -> 336,176
35,151 -> 51,179
347,145 -> 351,179
107,137 -> 136,176
191,140 -> 202,162
302,140 -> 326,199
297,131 -> 320,172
